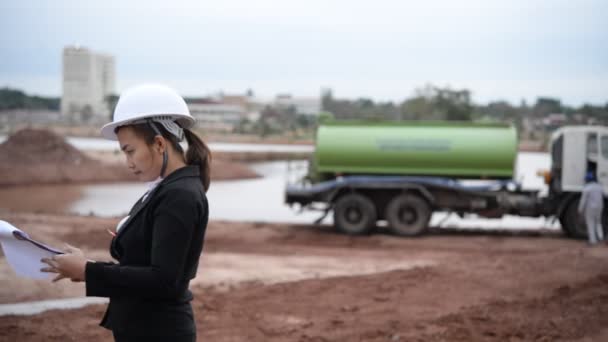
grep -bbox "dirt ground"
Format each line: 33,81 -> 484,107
1,211 -> 607,341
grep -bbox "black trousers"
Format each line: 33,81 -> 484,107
113,331 -> 196,342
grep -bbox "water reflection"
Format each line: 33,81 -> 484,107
206,161 -> 322,223
66,160 -> 323,224
70,183 -> 147,217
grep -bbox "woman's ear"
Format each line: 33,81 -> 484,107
154,136 -> 166,154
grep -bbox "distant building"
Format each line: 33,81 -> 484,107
187,98 -> 246,132
542,113 -> 568,130
274,94 -> 321,116
186,90 -> 265,131
215,91 -> 263,121
61,46 -> 115,123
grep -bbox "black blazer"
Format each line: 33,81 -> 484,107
85,165 -> 208,336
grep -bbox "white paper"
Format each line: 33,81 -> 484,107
0,220 -> 63,279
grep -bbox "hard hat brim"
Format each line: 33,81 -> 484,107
100,114 -> 196,140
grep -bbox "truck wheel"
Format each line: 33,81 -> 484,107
385,194 -> 431,236
558,216 -> 571,237
333,193 -> 377,235
561,198 -> 586,239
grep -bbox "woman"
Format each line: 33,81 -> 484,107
41,84 -> 210,341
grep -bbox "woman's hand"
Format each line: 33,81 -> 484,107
40,244 -> 88,283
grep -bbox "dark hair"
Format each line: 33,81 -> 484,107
117,123 -> 212,191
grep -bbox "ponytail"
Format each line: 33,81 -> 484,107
184,129 -> 212,192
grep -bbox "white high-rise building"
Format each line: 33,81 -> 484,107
61,46 -> 115,123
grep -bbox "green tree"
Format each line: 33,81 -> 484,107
0,87 -> 59,110
317,111 -> 334,124
533,97 -> 562,117
105,94 -> 120,119
401,85 -> 472,121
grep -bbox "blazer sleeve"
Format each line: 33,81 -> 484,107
85,189 -> 199,299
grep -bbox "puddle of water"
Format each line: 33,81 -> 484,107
0,297 -> 108,316
69,183 -> 148,217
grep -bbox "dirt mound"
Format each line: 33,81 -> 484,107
0,129 -> 260,186
0,128 -> 91,165
0,129 -> 135,186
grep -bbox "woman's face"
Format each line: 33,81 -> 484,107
116,126 -> 162,182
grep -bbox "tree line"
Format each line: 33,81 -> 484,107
322,85 -> 608,126
2,85 -> 607,127
0,87 -> 60,111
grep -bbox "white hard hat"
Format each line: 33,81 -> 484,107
100,83 -> 195,140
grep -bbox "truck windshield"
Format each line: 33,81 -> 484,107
587,133 -> 598,162
601,135 -> 608,159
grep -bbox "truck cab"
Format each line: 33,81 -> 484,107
550,126 -> 608,237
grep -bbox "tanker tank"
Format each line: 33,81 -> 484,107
312,121 -> 517,181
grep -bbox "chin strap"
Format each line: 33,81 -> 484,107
147,120 -> 168,178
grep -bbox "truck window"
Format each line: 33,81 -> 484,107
587,133 -> 598,162
552,135 -> 562,168
602,135 -> 608,159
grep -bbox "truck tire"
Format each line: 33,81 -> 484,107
385,194 -> 431,236
333,193 -> 377,235
560,198 -> 586,239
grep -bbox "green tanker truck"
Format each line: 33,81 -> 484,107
285,121 -> 608,238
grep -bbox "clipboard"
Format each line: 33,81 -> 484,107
12,230 -> 63,255
0,220 -> 64,279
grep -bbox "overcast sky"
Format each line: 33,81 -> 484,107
1,0 -> 607,106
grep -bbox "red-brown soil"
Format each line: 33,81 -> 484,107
1,211 -> 607,341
